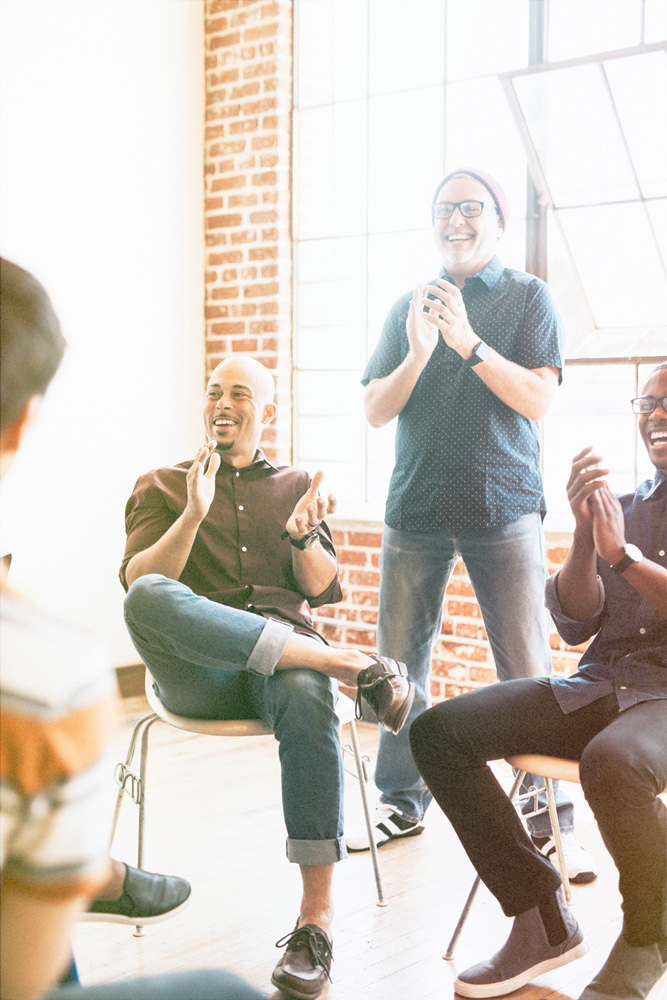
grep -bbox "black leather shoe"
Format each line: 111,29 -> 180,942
356,654 -> 415,735
271,922 -> 333,999
83,865 -> 191,924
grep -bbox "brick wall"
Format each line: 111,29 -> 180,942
203,2 -> 582,706
204,0 -> 293,466
314,523 -> 586,702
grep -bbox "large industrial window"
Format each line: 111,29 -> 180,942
293,0 -> 666,529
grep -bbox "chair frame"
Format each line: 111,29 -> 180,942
444,754 -> 579,961
109,672 -> 386,935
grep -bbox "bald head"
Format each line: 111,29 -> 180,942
203,356 -> 277,468
208,356 -> 275,406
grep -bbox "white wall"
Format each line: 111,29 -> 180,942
0,0 -> 205,665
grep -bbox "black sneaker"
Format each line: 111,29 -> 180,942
346,802 -> 425,852
83,865 -> 191,924
355,654 -> 415,735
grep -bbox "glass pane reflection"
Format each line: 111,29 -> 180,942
605,52 -> 667,199
514,64 -> 638,206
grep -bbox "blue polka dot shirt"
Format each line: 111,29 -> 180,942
361,256 -> 564,533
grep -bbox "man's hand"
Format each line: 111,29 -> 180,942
590,485 -> 627,565
406,284 -> 440,364
566,446 -> 610,540
419,279 -> 479,358
185,441 -> 221,524
285,470 -> 336,540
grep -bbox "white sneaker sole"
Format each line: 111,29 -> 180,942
454,939 -> 589,998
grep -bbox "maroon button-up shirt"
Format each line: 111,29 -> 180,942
120,450 -> 342,640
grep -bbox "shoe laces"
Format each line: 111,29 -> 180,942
275,924 -> 333,980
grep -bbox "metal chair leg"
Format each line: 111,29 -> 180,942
545,776 -> 571,903
347,718 -> 386,906
444,768 -> 525,960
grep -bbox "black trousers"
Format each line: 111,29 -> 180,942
410,678 -> 667,946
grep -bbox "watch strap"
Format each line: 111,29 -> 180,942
281,527 -> 320,550
611,544 -> 642,574
467,340 -> 490,366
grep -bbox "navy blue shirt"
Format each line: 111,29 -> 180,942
361,257 -> 564,533
546,471 -> 667,713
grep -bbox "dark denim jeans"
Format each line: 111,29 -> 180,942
410,677 -> 667,946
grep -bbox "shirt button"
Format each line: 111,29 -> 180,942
639,627 -> 646,634
620,685 -> 627,690
660,550 -> 665,557
238,505 -> 244,510
241,546 -> 247,553
236,472 -> 240,478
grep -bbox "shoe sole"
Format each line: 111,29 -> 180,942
80,895 -> 191,925
347,824 -> 424,853
454,939 -> 589,998
568,870 -> 598,885
378,681 -> 416,735
270,972 -> 326,1000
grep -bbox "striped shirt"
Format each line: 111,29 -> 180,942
1,591 -> 118,899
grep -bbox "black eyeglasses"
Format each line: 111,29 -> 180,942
631,395 -> 667,414
432,200 -> 485,220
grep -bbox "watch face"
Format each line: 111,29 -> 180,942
303,532 -> 319,550
624,544 -> 642,563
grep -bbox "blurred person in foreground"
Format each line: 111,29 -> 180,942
0,256 -> 265,1000
410,364 -> 667,1000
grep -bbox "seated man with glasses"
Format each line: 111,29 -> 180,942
410,363 -> 667,999
355,167 -> 596,884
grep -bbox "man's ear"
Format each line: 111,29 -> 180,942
262,402 -> 277,425
0,396 -> 41,456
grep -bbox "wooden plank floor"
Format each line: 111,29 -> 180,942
73,695 -> 667,1000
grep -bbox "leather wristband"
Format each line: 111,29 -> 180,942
611,543 -> 642,574
281,527 -> 320,550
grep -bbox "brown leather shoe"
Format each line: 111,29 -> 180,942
271,922 -> 333,999
356,654 -> 415,735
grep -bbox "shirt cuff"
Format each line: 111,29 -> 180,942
545,569 -> 605,644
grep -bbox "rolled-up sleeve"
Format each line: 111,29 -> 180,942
545,569 -> 605,646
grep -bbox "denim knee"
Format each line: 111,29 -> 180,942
124,573 -> 168,624
265,668 -> 336,730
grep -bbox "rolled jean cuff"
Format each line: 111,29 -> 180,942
245,616 -> 294,676
286,836 -> 348,865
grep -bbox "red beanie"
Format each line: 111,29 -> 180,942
432,167 -> 510,231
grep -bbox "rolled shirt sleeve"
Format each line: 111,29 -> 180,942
545,569 -> 606,647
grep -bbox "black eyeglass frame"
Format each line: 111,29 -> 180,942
432,199 -> 486,221
630,395 -> 667,414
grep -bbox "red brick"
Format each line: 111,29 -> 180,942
211,321 -> 246,335
447,600 -> 482,619
359,609 -> 378,626
231,338 -> 259,352
454,622 -> 487,640
207,213 -> 243,229
228,119 -> 259,135
248,246 -> 279,260
230,82 -> 262,99
347,531 -> 383,548
351,591 -> 379,607
337,549 -> 367,566
444,578 -> 475,597
231,230 -> 258,244
244,22 -> 279,42
210,31 -> 241,50
348,570 -> 380,587
205,197 -> 224,212
205,338 -> 228,352
211,287 -> 240,300
331,530 -> 346,546
320,625 -> 343,643
208,251 -> 243,265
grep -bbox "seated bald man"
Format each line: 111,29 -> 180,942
120,355 -> 414,1000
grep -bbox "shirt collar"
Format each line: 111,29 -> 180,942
644,468 -> 666,500
438,254 -> 504,290
217,448 -> 280,476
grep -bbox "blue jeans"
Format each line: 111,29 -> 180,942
124,575 -> 346,866
48,970 -> 264,999
375,515 -> 573,835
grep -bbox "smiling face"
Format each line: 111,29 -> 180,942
203,357 -> 276,468
433,174 -> 503,285
638,367 -> 667,475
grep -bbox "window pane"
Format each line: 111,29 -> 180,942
559,203 -> 667,328
295,102 -> 367,238
548,0 -> 642,61
296,0 -> 368,107
446,0 -> 529,80
297,236 -> 366,283
647,198 -> 667,266
369,0 -> 444,95
605,52 -> 667,198
513,64 -> 638,206
445,77 -> 527,218
645,0 -> 667,42
543,365 -> 637,530
367,229 -> 438,348
368,87 -> 443,233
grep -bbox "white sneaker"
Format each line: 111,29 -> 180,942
532,831 -> 598,884
345,802 -> 424,853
